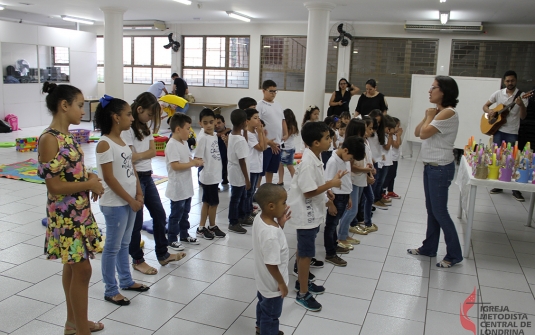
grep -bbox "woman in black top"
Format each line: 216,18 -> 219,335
355,79 -> 388,117
328,78 -> 360,116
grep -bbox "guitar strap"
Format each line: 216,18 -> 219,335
511,89 -> 523,107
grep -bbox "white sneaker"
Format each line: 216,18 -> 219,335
170,241 -> 185,251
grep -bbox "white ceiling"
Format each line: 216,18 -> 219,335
0,0 -> 533,26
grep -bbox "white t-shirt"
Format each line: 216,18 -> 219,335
283,133 -> 297,150
391,134 -> 400,161
121,128 -> 153,172
325,153 -> 352,194
337,135 -> 345,148
378,135 -> 393,168
257,100 -> 285,145
287,148 -> 328,230
488,88 -> 530,135
368,132 -> 383,163
96,136 -> 137,207
248,131 -> 263,174
252,215 -> 289,298
147,82 -> 166,98
165,138 -> 193,201
227,133 -> 249,187
195,132 -> 222,185
351,141 -> 372,187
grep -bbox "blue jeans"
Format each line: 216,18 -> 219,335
338,185 -> 363,240
419,162 -> 463,264
362,185 -> 374,226
493,130 -> 518,147
256,291 -> 283,335
168,197 -> 192,243
175,102 -> 190,114
324,194 -> 349,257
373,164 -> 390,202
130,173 -> 170,263
246,172 -> 262,215
229,185 -> 247,225
100,204 -> 136,297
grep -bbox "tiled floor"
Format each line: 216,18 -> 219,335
1,124 -> 535,334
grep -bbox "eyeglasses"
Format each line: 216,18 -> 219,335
430,86 -> 440,91
267,89 -> 278,93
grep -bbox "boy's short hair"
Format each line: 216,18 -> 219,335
214,114 -> 225,122
341,136 -> 366,161
171,73 -> 178,78
245,108 -> 259,120
340,111 -> 351,120
260,119 -> 266,127
339,122 -> 347,129
238,97 -> 257,110
199,108 -> 215,121
262,80 -> 277,90
254,183 -> 286,210
301,121 -> 330,147
230,109 -> 247,126
170,113 -> 192,132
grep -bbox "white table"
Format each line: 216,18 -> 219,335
456,156 -> 535,258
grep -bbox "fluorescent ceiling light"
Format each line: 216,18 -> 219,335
353,50 -> 359,54
440,0 -> 446,2
263,45 -> 271,48
440,11 -> 449,24
61,15 -> 94,25
173,0 -> 192,5
0,5 -> 5,10
226,11 -> 251,22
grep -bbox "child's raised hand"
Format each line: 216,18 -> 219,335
277,206 -> 292,228
330,170 -> 349,188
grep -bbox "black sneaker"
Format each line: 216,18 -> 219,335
512,190 -> 525,202
490,188 -> 503,194
336,246 -> 350,254
325,255 -> 347,267
197,227 -> 214,240
228,224 -> 247,234
294,280 -> 325,295
180,236 -> 200,245
292,262 -> 316,282
309,258 -> 324,268
295,291 -> 322,312
209,225 -> 227,238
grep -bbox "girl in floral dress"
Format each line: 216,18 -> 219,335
38,82 -> 104,335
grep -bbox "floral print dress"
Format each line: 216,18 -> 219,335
38,128 -> 102,264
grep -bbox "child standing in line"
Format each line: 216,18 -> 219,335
377,115 -> 396,205
195,108 -> 227,239
321,116 -> 338,168
227,109 -> 251,234
337,122 -> 347,148
287,122 -> 346,312
339,111 -> 351,127
323,136 -> 366,267
245,108 -> 266,225
95,95 -> 151,306
301,105 -> 320,126
38,83 -> 104,334
278,108 -> 299,186
367,109 -> 389,211
214,114 -> 232,185
166,113 -> 204,250
252,184 -> 292,335
384,117 -> 403,199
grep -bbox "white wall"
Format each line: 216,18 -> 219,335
0,21 -> 97,128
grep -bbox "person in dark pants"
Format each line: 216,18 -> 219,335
518,88 -> 535,150
215,114 -> 232,184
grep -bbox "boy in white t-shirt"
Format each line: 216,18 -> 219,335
376,115 -> 396,205
244,108 -> 266,225
252,183 -> 291,335
227,109 -> 251,234
165,114 -> 204,250
257,80 -> 288,184
195,108 -> 227,240
384,117 -> 403,200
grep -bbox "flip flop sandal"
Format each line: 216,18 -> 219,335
158,252 -> 186,266
64,322 -> 76,335
436,260 -> 453,268
132,263 -> 158,275
123,284 -> 150,292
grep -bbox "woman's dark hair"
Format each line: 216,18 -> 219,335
368,109 -> 385,145
338,78 -> 349,92
131,92 -> 161,141
302,105 -> 319,126
42,82 -> 82,115
284,108 -> 299,136
94,98 -> 129,136
435,75 -> 459,108
345,119 -> 366,138
366,79 -> 377,88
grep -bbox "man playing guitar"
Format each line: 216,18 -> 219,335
483,70 -> 530,201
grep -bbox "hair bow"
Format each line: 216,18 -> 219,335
99,94 -> 114,108
306,105 -> 318,112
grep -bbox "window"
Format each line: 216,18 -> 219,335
182,36 -> 250,88
450,40 -> 535,92
260,36 -> 338,92
96,36 -> 173,84
53,46 -> 70,76
349,38 -> 439,98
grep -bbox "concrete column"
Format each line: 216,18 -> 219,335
100,6 -> 126,99
337,40 -> 352,88
302,2 -> 336,116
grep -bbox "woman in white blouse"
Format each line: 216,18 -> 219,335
409,76 -> 463,268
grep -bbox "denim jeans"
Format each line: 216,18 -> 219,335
130,174 -> 170,263
338,185 -> 364,240
168,197 -> 192,243
362,185 -> 375,226
246,172 -> 262,215
100,204 -> 136,297
324,194 -> 349,257
419,162 -> 463,264
493,130 -> 518,147
256,291 -> 283,335
373,164 -> 390,202
385,160 -> 398,193
229,185 -> 247,225
175,102 -> 190,114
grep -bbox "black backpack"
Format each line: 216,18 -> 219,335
0,119 -> 12,133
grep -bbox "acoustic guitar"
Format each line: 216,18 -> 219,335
480,90 -> 534,136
